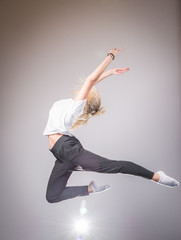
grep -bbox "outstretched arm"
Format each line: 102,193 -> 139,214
74,48 -> 126,101
94,67 -> 130,85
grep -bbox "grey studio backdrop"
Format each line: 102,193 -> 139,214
0,0 -> 181,240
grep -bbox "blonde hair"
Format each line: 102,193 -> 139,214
71,75 -> 106,130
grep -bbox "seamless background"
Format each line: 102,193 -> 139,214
0,0 -> 181,240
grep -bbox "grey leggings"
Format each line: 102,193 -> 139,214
46,135 -> 154,203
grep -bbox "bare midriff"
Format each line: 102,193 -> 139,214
48,133 -> 63,150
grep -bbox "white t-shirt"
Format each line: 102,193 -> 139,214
43,98 -> 87,136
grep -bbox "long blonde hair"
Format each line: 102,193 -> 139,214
71,75 -> 106,130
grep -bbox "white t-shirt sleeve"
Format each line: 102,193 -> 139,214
64,98 -> 87,128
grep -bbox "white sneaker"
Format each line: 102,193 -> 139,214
89,181 -> 112,194
156,171 -> 179,188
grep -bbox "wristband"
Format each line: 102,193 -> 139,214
107,52 -> 115,60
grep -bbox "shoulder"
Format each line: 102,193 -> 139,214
71,98 -> 87,104
70,98 -> 87,110
50,98 -> 87,113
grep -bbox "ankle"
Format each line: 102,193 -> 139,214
152,172 -> 160,182
88,185 -> 93,193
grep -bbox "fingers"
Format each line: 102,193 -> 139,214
118,47 -> 125,52
110,47 -> 125,56
117,67 -> 130,71
122,67 -> 130,71
121,69 -> 129,73
113,67 -> 130,75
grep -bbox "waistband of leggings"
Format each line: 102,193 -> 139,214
49,134 -> 76,153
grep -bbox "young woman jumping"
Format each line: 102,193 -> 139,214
43,47 -> 179,203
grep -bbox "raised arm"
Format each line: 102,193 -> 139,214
73,48 -> 126,101
94,67 -> 130,85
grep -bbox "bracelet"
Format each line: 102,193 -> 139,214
107,52 -> 115,60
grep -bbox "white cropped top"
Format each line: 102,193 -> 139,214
43,98 -> 87,136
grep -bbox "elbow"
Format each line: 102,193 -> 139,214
86,75 -> 97,84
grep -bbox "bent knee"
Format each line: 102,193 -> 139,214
46,195 -> 55,203
46,194 -> 63,203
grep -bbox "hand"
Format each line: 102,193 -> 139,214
108,47 -> 125,57
112,67 -> 130,75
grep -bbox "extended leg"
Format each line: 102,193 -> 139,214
76,149 -> 179,187
46,159 -> 89,203
76,149 -> 154,179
